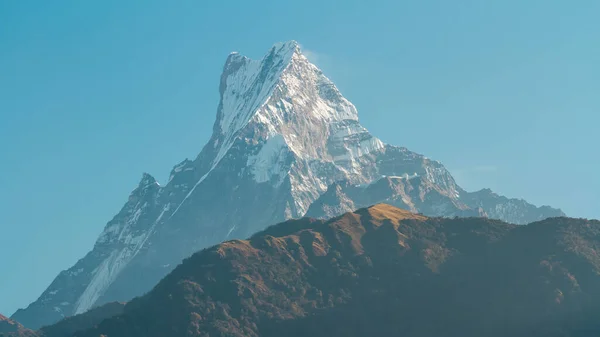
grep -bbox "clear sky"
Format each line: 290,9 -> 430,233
1,0 -> 598,316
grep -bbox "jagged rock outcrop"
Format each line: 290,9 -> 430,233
306,175 -> 563,223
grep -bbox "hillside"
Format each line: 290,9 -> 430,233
43,204 -> 600,337
0,315 -> 35,337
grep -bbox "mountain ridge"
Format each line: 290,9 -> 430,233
12,41 -> 564,329
40,204 -> 600,337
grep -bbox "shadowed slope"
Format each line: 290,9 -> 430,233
49,204 -> 600,337
0,303 -> 125,337
38,302 -> 124,337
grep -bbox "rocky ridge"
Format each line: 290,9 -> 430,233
36,205 -> 600,337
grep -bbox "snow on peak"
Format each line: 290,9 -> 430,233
216,41 -> 301,137
207,41 -> 380,185
271,40 -> 300,56
246,134 -> 292,187
171,41 -> 381,212
214,40 -> 360,144
216,41 -> 361,145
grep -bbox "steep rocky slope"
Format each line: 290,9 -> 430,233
44,204 -> 600,337
13,41 -> 563,328
306,176 -> 563,224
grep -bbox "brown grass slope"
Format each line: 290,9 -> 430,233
0,315 -> 36,337
35,205 -> 600,336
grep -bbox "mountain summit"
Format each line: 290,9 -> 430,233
12,41 -> 564,328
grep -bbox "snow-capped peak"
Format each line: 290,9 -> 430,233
271,40 -> 301,56
213,41 -> 367,157
215,41 -> 301,137
201,41 -> 383,189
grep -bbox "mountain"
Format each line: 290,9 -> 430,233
34,204 -> 600,337
12,41 -> 564,329
305,176 -> 563,224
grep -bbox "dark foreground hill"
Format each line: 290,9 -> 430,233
49,204 -> 600,337
10,204 -> 600,336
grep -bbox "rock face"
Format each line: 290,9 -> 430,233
305,176 -> 564,224
44,205 -> 600,337
12,41 -> 564,329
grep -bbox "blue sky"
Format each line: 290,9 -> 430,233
1,0 -> 598,316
